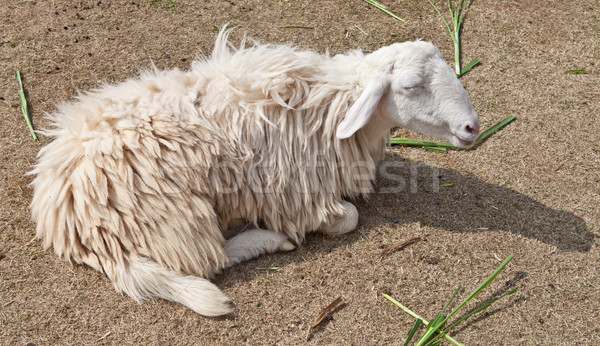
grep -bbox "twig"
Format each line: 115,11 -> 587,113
378,237 -> 421,259
26,235 -> 37,247
306,297 -> 345,340
355,25 -> 368,36
281,25 -> 314,29
96,330 -> 111,342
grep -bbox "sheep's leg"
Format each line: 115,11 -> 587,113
320,200 -> 359,236
222,219 -> 258,240
224,229 -> 295,268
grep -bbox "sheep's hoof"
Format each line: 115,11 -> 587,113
280,239 -> 296,251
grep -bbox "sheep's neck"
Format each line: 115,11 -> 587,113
361,109 -> 394,154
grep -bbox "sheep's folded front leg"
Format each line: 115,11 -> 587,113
224,229 -> 296,268
320,200 -> 359,236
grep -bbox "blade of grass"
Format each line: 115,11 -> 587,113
460,58 -> 480,75
15,70 -> 38,141
441,285 -> 461,314
475,115 -> 516,143
443,287 -> 518,335
428,0 -> 475,76
428,287 -> 518,345
382,293 -> 424,321
416,313 -> 447,346
363,0 -> 405,22
256,267 -> 279,271
443,255 -> 513,323
403,318 -> 423,346
416,285 -> 461,345
564,69 -> 591,74
416,285 -> 461,346
389,138 -> 456,148
448,0 -> 461,74
424,146 -> 448,153
428,0 -> 454,43
389,255 -> 516,346
422,255 -> 513,345
458,0 -> 469,27
391,115 -> 517,151
382,294 -> 463,346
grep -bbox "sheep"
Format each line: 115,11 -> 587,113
29,26 -> 480,317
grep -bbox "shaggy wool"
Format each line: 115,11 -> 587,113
30,29 -> 384,294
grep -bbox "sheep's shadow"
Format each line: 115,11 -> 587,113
216,151 -> 590,290
366,151 -> 591,253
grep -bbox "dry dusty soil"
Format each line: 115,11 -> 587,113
1,0 -> 599,344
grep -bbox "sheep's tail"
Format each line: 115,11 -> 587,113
112,256 -> 235,317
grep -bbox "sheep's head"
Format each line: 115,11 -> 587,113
337,41 -> 480,148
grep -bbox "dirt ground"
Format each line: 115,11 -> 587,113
1,0 -> 599,344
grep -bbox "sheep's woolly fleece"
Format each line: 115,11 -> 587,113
29,28 -> 386,295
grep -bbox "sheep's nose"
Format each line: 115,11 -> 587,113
463,122 -> 480,137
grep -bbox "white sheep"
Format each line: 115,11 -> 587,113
30,27 -> 480,316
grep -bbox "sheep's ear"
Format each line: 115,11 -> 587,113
336,77 -> 389,139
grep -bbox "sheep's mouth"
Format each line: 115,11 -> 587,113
457,137 -> 475,147
450,135 -> 476,148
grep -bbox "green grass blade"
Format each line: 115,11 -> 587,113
415,285 -> 461,345
428,0 -> 455,43
382,294 -> 463,345
564,69 -> 591,74
403,318 -> 423,346
389,138 -> 456,148
475,115 -> 517,143
423,255 -> 514,345
363,0 -> 405,22
15,70 -> 38,141
391,116 -> 517,151
416,313 -> 446,346
460,58 -> 480,75
382,294 -> 423,321
448,0 -> 458,28
441,287 -> 518,336
458,0 -> 469,28
444,255 -> 513,322
424,146 -> 448,153
440,285 -> 461,316
255,267 -> 279,271
427,287 -> 518,345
